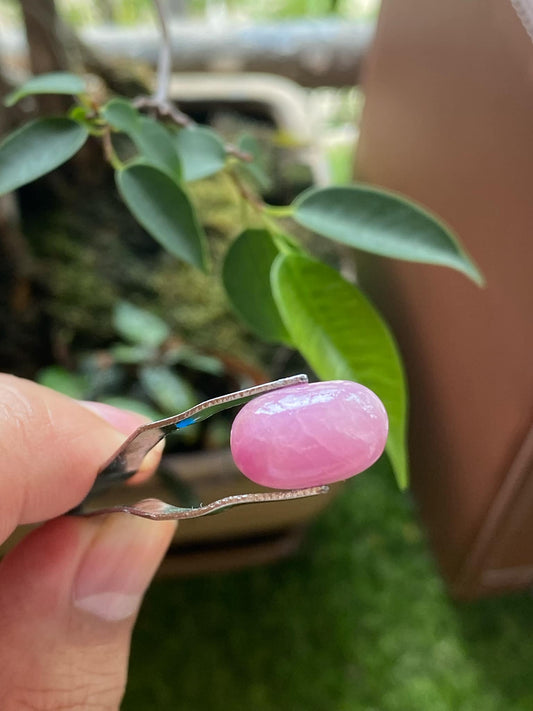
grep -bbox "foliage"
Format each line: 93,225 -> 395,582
222,228 -> 292,345
116,163 -> 207,268
0,117 -> 88,194
271,254 -> 408,487
0,72 -> 483,487
37,300 -> 228,446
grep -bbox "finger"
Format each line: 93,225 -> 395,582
0,374 -> 156,542
0,513 -> 176,711
80,401 -> 165,485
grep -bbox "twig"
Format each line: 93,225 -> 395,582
132,0 -> 192,126
225,143 -> 254,163
101,126 -> 122,170
152,0 -> 172,104
132,0 -> 254,162
132,95 -> 192,127
228,169 -> 265,212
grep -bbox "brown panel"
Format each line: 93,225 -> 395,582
356,0 -> 533,596
456,425 -> 533,595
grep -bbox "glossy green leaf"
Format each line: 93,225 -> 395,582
116,163 -> 207,269
4,72 -> 85,106
222,229 -> 291,344
103,100 -> 180,178
102,97 -> 141,134
175,126 -> 227,181
0,118 -> 88,195
37,366 -> 88,399
293,185 -> 483,285
271,253 -> 408,488
113,301 -> 170,348
132,117 -> 181,179
140,365 -> 197,415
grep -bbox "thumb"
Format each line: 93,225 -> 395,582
0,513 -> 176,710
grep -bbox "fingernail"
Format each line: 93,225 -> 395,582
79,400 -> 164,477
74,514 -> 176,622
79,401 -> 148,434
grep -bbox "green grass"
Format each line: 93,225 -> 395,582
124,459 -> 533,710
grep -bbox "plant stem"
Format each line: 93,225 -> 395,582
152,0 -> 172,104
228,169 -> 265,212
102,127 -> 123,170
137,0 -> 255,164
132,0 -> 192,126
263,204 -> 295,219
143,0 -> 255,162
225,144 -> 254,163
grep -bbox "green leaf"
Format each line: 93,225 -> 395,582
100,396 -> 164,421
116,163 -> 207,269
237,134 -> 272,192
4,72 -> 86,107
0,118 -> 88,196
132,117 -> 181,179
110,343 -> 156,364
68,105 -> 99,134
102,100 -> 180,179
293,185 -> 484,285
113,301 -> 170,348
163,345 -> 225,376
140,365 -> 197,415
102,98 -> 141,134
222,229 -> 292,344
37,366 -> 88,399
174,126 -> 226,181
271,253 -> 408,488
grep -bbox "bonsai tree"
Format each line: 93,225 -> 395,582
0,0 -> 483,489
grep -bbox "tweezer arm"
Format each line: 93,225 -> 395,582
79,487 -> 330,521
88,374 -> 309,498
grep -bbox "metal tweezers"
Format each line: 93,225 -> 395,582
75,374 -> 329,520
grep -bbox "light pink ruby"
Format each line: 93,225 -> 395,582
230,380 -> 388,489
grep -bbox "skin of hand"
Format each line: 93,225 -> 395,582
0,374 -> 176,710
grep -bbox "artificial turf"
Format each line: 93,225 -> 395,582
124,458 -> 533,710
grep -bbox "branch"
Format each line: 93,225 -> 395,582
225,143 -> 254,163
152,0 -> 172,104
132,0 -> 253,161
228,169 -> 265,212
131,0 -> 191,126
132,94 -> 192,127
101,126 -> 123,170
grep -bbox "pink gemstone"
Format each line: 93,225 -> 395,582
230,380 -> 388,489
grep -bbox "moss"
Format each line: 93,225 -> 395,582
149,245 -> 256,360
187,171 -> 257,236
19,170 -> 270,371
39,229 -> 118,342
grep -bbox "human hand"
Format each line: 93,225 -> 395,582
0,374 -> 176,710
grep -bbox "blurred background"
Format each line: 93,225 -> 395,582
1,0 -> 532,708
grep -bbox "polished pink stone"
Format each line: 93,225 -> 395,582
230,380 -> 388,489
